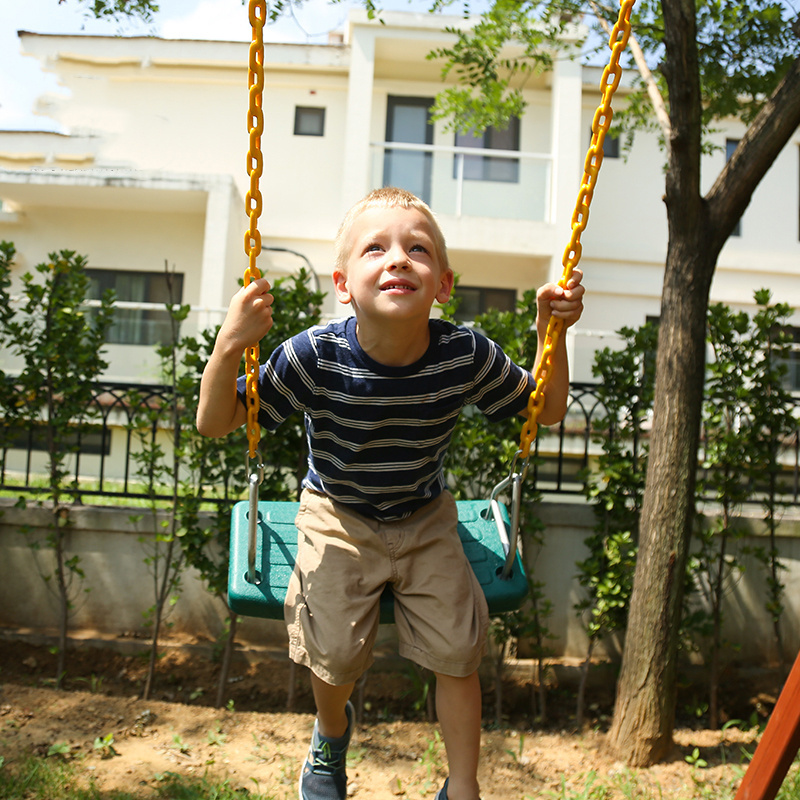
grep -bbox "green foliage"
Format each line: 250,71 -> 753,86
578,322 -> 657,643
0,247 -> 115,687
744,290 -> 796,667
629,0 -> 799,127
442,286 -> 541,499
125,266 -> 323,701
423,0 -> 799,148
176,267 -> 324,601
427,0 -> 561,133
586,293 -> 798,727
442,284 -> 554,720
4,251 -> 115,498
67,0 -> 159,23
693,301 -> 756,725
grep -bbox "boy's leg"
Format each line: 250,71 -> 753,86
434,670 -> 482,800
300,672 -> 357,800
311,672 -> 355,738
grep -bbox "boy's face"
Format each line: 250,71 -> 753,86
333,206 -> 453,325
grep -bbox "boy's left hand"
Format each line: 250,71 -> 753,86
537,268 -> 585,332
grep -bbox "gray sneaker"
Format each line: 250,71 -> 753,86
299,701 -> 355,800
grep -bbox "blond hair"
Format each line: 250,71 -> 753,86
334,187 -> 450,274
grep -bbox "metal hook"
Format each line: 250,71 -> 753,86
489,450 -> 529,580
246,452 -> 265,585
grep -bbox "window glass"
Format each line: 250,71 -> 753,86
294,106 -> 325,136
86,269 -> 184,346
454,118 -> 520,183
456,286 -> 517,320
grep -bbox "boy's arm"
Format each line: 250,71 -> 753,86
529,269 -> 585,426
197,278 -> 274,438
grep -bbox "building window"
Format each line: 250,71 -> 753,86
779,326 -> 800,392
384,96 -> 435,205
456,286 -> 517,320
726,139 -> 741,236
86,269 -> 184,347
294,106 -> 325,136
454,118 -> 520,183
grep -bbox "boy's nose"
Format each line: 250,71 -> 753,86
387,248 -> 411,270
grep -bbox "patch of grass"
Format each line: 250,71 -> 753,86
152,771 -> 274,798
0,755 -> 134,799
0,755 -> 276,799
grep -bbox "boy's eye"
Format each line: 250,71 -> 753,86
366,243 -> 384,253
410,244 -> 429,254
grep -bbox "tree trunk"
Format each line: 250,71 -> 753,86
142,606 -> 163,701
606,0 -> 800,768
607,242 -> 715,765
215,611 -> 239,708
54,519 -> 69,690
494,643 -> 506,727
576,637 -> 596,730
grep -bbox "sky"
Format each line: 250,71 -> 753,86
0,0 -> 372,132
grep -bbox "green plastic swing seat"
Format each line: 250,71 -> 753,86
228,499 -> 529,622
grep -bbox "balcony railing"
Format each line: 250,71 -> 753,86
2,381 -> 800,509
370,141 -> 554,221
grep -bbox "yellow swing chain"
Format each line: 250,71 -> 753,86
518,0 -> 634,460
242,0 -> 634,465
244,0 -> 266,462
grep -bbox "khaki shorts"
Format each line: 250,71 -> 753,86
285,489 -> 489,686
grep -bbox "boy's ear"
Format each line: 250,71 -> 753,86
332,269 -> 352,304
436,269 -> 455,304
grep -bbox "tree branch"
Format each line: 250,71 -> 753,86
706,55 -> 800,245
589,0 -> 672,148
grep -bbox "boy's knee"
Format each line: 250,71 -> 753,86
312,641 -> 372,685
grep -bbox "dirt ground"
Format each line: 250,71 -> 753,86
0,635 -> 772,799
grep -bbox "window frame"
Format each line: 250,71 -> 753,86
455,285 -> 517,320
294,106 -> 326,137
85,268 -> 184,347
453,118 -> 521,183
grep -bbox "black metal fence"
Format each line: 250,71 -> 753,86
2,380 -> 799,507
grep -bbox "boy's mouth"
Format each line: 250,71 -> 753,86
380,280 -> 416,292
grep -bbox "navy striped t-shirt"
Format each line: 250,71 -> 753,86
237,317 -> 536,521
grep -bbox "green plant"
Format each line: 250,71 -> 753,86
505,731 -> 526,763
75,674 -> 104,694
173,267 -> 324,708
207,723 -> 227,746
545,770 -> 610,799
92,733 -> 118,759
128,269 -> 192,701
418,730 -> 445,782
744,290 -> 796,677
441,285 -> 553,724
401,663 -> 436,720
0,246 -> 115,688
577,322 -> 657,726
46,742 -> 72,759
692,301 -> 754,728
171,733 -> 190,755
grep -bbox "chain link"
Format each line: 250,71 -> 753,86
244,0 -> 266,460
519,0 -> 633,458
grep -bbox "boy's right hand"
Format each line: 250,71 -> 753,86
218,277 -> 274,350
197,278 -> 273,438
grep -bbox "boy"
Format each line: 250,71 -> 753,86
197,187 -> 584,800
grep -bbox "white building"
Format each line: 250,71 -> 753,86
1,10 -> 799,385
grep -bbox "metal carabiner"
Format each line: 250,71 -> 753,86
489,450 -> 529,580
246,453 -> 265,585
